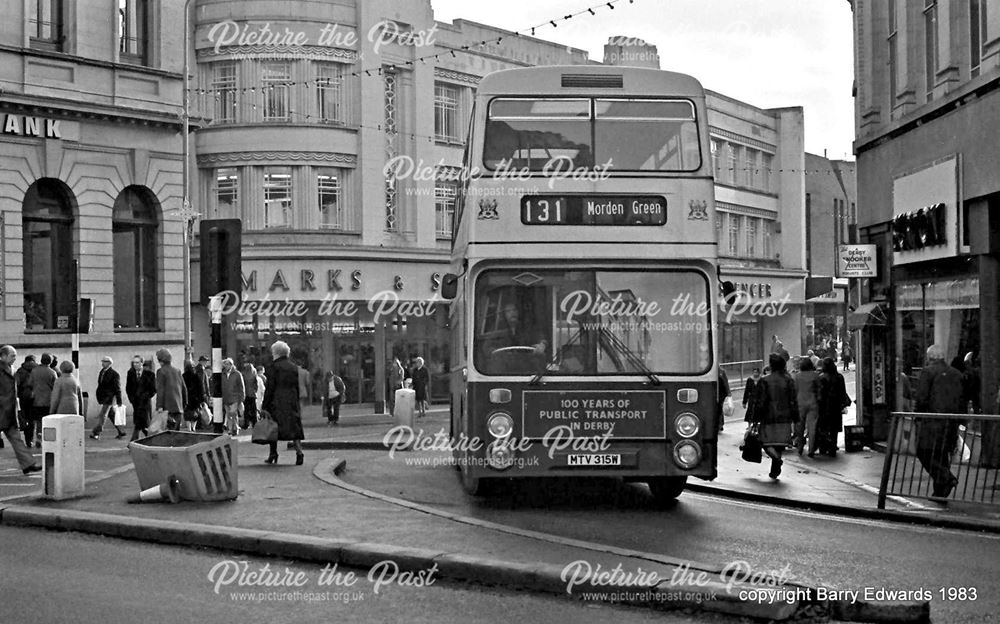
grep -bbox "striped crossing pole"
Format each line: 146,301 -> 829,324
209,295 -> 224,428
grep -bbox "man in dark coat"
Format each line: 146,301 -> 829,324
27,353 -> 57,447
11,354 -> 37,449
753,353 -> 799,479
262,341 -> 304,465
0,346 -> 41,474
125,354 -> 143,420
90,356 -> 125,439
155,349 -> 187,431
914,344 -> 964,498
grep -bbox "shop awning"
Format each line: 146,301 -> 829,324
848,302 -> 889,330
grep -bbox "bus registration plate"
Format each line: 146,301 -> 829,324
567,454 -> 621,467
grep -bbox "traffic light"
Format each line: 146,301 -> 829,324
200,218 -> 242,301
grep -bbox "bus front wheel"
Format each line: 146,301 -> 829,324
647,476 -> 687,504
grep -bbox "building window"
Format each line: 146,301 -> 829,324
888,0 -> 899,106
745,149 -> 757,189
727,145 -> 737,185
113,186 -> 159,329
28,0 -> 63,51
215,168 -> 238,216
212,62 -> 238,123
23,179 -> 75,331
118,0 -> 149,65
262,62 -> 291,121
924,0 -> 938,101
728,214 -> 740,255
710,140 -> 719,179
317,168 -> 342,230
263,167 -> 292,228
762,153 -> 772,193
746,217 -> 757,257
971,0 -> 984,77
434,83 -> 460,142
763,219 -> 774,258
715,211 -> 723,245
316,63 -> 344,124
435,182 -> 458,239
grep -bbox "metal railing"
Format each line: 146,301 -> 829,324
720,359 -> 764,391
878,412 -> 1000,508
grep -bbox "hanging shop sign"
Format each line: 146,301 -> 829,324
837,244 -> 877,278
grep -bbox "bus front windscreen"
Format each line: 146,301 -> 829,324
483,98 -> 701,172
473,269 -> 712,376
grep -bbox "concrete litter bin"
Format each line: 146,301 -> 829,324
128,431 -> 238,502
41,414 -> 85,500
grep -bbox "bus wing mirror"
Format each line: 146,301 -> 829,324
720,281 -> 736,300
441,274 -> 459,300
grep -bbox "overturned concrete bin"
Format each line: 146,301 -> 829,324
128,432 -> 238,502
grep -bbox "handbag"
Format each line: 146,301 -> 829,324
113,405 -> 126,427
740,423 -> 763,463
251,415 -> 279,444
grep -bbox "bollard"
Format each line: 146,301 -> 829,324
41,414 -> 85,500
394,388 -> 416,429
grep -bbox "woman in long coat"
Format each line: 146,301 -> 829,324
131,360 -> 156,441
182,360 -> 206,433
817,357 -> 849,456
753,353 -> 799,479
262,341 -> 304,465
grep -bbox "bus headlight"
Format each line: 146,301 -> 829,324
488,412 -> 513,438
675,413 -> 700,438
487,441 -> 515,470
673,441 -> 701,469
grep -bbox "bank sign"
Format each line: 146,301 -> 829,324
837,245 -> 877,278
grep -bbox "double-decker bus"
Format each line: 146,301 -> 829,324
441,66 -> 721,503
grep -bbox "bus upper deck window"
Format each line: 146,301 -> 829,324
594,99 -> 701,172
483,98 -> 593,171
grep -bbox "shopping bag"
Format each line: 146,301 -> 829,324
251,416 -> 279,445
891,416 -> 919,455
722,396 -> 735,419
740,424 -> 762,463
148,409 -> 168,435
113,405 -> 126,427
199,403 -> 212,428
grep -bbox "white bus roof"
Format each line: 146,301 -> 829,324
476,66 -> 706,97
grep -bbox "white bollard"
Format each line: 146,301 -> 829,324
393,388 -> 416,429
41,414 -> 85,500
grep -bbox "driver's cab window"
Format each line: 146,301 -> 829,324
476,279 -> 550,375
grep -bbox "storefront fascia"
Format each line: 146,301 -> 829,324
223,257 -> 451,411
717,270 -> 805,381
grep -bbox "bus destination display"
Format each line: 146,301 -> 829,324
521,195 -> 667,226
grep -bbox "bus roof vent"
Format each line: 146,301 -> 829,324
561,73 -> 623,89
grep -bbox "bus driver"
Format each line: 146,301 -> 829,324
495,303 -> 548,354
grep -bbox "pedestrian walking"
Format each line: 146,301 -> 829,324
195,355 -> 212,430
131,360 -> 156,440
411,356 -> 430,418
50,360 -> 84,416
255,365 -> 266,414
12,355 -> 36,449
125,354 -> 143,428
717,367 -> 731,434
0,346 -> 42,474
817,357 -> 850,456
324,370 -> 346,425
155,349 -> 186,431
793,357 -> 821,457
90,356 -> 125,439
221,358 -> 245,436
27,353 -> 57,446
182,360 -> 206,432
261,341 -> 304,465
896,363 -> 914,412
841,342 -> 853,371
241,362 -> 259,430
914,344 -> 963,498
387,357 -> 404,414
752,353 -> 799,479
742,367 -> 761,423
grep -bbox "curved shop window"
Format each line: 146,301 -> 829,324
23,178 -> 77,331
113,185 -> 160,329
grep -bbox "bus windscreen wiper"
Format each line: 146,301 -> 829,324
529,328 -> 583,385
598,327 -> 661,385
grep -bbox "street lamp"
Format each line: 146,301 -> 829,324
180,0 -> 198,360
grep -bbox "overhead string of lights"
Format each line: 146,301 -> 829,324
186,0 -> 636,95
